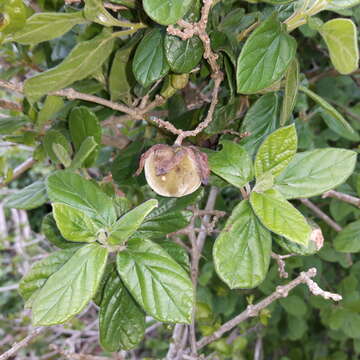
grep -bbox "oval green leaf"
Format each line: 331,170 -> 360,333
320,19 -> 359,75
240,93 -> 279,156
143,0 -> 192,25
255,124 -> 297,179
213,200 -> 271,289
280,58 -> 299,126
24,29 -> 114,103
32,243 -> 108,326
274,148 -> 357,199
132,29 -> 170,87
250,189 -> 311,246
208,140 -> 254,188
164,35 -> 204,73
9,11 -> 87,45
46,171 -> 117,227
334,220 -> 360,253
4,181 -> 47,210
53,203 -> 100,243
108,199 -> 158,245
42,213 -> 82,249
237,13 -> 297,94
99,268 -> 145,351
19,247 -> 77,301
116,238 -> 193,324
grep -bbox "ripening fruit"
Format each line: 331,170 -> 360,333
136,144 -> 209,198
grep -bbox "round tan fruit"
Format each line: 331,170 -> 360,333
136,145 -> 209,198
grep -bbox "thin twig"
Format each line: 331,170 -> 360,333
300,198 -> 342,232
166,324 -> 187,360
0,99 -> 23,112
167,0 -> 224,145
322,190 -> 360,208
0,284 -> 19,292
271,253 -> 293,279
0,328 -> 45,360
0,157 -> 36,188
196,268 -> 341,350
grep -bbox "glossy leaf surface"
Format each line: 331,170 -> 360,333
250,189 -> 311,245
213,200 -> 271,289
99,268 -> 145,351
275,149 -> 357,199
32,243 -> 108,325
116,238 -> 193,323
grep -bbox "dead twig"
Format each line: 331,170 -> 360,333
166,0 -> 224,145
322,190 -> 360,208
196,268 -> 341,350
0,328 -> 45,360
0,157 -> 36,188
271,253 -> 294,279
300,198 -> 342,232
0,99 -> 23,112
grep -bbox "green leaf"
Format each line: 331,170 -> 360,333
236,13 -> 297,94
334,220 -> 360,253
53,203 -> 100,243
19,248 -> 77,301
164,35 -> 204,73
43,129 -> 72,164
0,116 -> 27,135
250,189 -> 311,245
69,107 -> 101,147
320,19 -> 359,75
213,200 -> 271,289
143,0 -> 192,25
255,125 -> 297,178
108,199 -> 158,245
160,241 -> 190,271
280,295 -> 307,317
46,171 -> 117,227
274,148 -> 357,199
320,108 -> 360,142
84,0 -> 130,27
240,93 -> 279,156
274,235 -> 318,256
327,0 -> 360,10
208,140 -> 254,188
280,58 -> 299,126
52,143 -> 72,168
136,190 -> 202,238
71,137 -> 98,169
69,107 -> 101,167
37,96 -> 65,129
9,11 -> 87,45
93,263 -> 114,306
299,86 -> 359,141
132,29 -> 170,87
24,29 -> 115,103
109,46 -> 134,104
99,268 -> 145,351
42,214 -> 81,249
116,238 -> 193,323
111,141 -> 146,187
32,243 -> 108,326
137,211 -> 191,239
253,172 -> 274,193
4,181 -> 47,210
